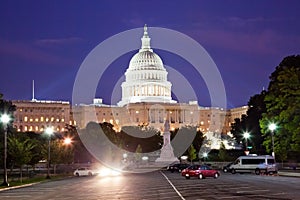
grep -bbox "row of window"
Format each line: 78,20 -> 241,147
17,116 -> 66,123
19,108 -> 65,113
96,112 -> 118,116
127,72 -> 166,81
126,85 -> 170,97
132,110 -> 218,118
102,117 -> 204,125
93,110 -> 220,119
133,110 -> 195,115
17,125 -> 65,132
134,117 -> 197,124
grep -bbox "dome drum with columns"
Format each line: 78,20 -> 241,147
118,25 -> 177,106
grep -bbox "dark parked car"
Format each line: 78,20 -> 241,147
167,163 -> 190,172
181,164 -> 220,179
222,162 -> 233,173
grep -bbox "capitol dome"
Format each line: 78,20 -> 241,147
118,25 -> 176,106
128,50 -> 164,71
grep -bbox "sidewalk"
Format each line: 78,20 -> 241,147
278,170 -> 300,178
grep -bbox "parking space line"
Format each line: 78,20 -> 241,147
160,171 -> 185,200
236,189 -> 269,193
217,196 -> 240,199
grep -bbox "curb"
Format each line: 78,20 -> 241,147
0,181 -> 42,192
0,175 -> 74,192
278,171 -> 300,178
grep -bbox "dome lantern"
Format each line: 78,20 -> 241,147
140,24 -> 152,52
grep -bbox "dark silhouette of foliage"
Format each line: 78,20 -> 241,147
188,144 -> 197,164
65,124 -> 96,163
0,93 -> 16,168
230,90 -> 267,155
260,55 -> 300,161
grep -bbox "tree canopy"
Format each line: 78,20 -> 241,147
260,55 -> 300,161
8,135 -> 36,182
188,144 -> 197,164
230,91 -> 267,154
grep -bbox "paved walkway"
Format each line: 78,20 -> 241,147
278,170 -> 300,177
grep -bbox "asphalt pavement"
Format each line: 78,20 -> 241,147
0,170 -> 299,199
0,169 -> 299,192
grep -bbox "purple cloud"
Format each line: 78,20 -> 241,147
0,38 -> 77,66
35,37 -> 83,47
189,28 -> 300,56
184,15 -> 300,56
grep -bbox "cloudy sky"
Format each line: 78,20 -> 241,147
0,0 -> 299,108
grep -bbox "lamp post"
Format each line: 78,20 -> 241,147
203,152 -> 208,163
243,131 -> 250,155
1,114 -> 10,186
45,127 -> 53,179
268,123 -> 276,159
243,132 -> 250,150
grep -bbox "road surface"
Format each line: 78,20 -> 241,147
0,171 -> 299,199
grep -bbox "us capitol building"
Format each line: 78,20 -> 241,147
11,25 -> 247,142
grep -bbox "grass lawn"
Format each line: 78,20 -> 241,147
0,174 -> 72,189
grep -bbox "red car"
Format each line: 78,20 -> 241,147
181,165 -> 220,179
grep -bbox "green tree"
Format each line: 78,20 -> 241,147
230,114 -> 247,145
198,137 -> 211,161
193,130 -> 205,154
188,144 -> 197,164
121,125 -> 162,152
135,144 -> 142,161
65,124 -> 95,163
26,132 -> 46,168
8,136 -> 36,182
246,91 -> 267,154
260,55 -> 300,161
171,126 -> 204,158
45,139 -> 73,173
218,142 -> 230,161
230,91 -> 267,154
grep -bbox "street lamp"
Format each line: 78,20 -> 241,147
203,152 -> 208,162
268,123 -> 277,158
45,127 -> 53,179
1,114 -> 10,186
243,132 -> 250,150
63,137 -> 72,145
243,132 -> 250,155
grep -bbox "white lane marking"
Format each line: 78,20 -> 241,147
160,171 -> 185,200
0,196 -> 31,198
236,189 -> 269,193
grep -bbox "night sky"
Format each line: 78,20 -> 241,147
1,0 -> 299,108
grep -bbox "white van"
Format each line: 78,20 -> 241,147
229,155 -> 278,175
